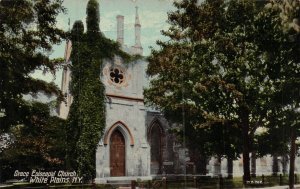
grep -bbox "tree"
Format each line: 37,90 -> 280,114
0,101 -> 66,182
256,122 -> 289,175
0,0 -> 65,133
0,0 -> 66,182
256,1 -> 300,187
145,0 -> 245,176
66,0 -> 130,180
145,0 -> 297,182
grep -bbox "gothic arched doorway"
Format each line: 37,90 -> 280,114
149,122 -> 164,174
110,129 -> 125,176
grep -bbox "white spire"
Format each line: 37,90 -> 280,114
135,6 -> 140,27
131,6 -> 143,55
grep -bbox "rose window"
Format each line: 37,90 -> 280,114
110,67 -> 125,84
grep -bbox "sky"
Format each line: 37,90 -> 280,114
33,0 -> 176,87
53,0 -> 176,57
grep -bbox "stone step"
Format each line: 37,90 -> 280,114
110,183 -> 131,185
108,181 -> 131,184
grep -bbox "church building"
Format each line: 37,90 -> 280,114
58,7 -> 190,183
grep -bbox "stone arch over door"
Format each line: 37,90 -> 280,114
148,119 -> 165,175
110,129 -> 125,176
103,121 -> 134,177
103,121 -> 134,146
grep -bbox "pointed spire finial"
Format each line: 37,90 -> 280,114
135,6 -> 140,26
133,5 -> 142,54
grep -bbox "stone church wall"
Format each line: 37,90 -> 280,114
95,97 -> 150,181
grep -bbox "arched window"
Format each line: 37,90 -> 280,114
149,122 -> 164,174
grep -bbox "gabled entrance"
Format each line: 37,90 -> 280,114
110,129 -> 125,176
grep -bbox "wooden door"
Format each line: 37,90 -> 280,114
110,130 -> 125,176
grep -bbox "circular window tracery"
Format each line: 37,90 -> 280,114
110,67 -> 125,84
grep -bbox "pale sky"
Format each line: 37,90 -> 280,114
52,0 -> 175,58
34,0 -> 175,87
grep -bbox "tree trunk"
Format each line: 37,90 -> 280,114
227,157 -> 233,179
198,155 -> 208,175
218,156 -> 222,171
243,149 -> 251,182
240,108 -> 251,182
190,149 -> 207,175
289,128 -> 296,189
272,155 -> 279,176
282,155 -> 289,175
213,156 -> 222,177
251,151 -> 256,177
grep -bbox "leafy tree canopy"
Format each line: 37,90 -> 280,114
145,0 -> 300,181
0,0 -> 66,132
0,101 -> 66,182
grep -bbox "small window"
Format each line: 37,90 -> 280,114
110,67 -> 125,84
